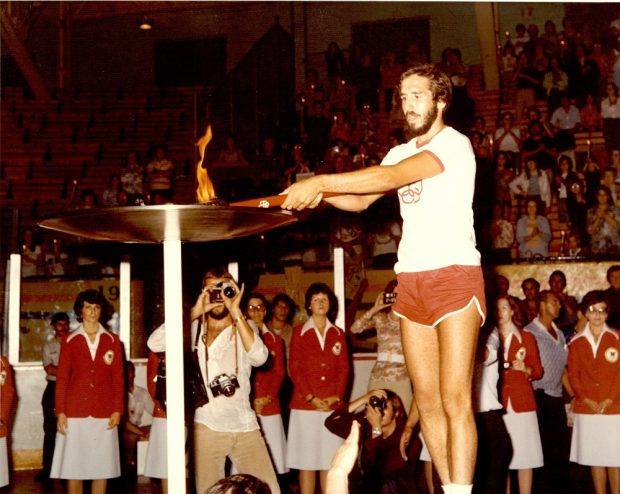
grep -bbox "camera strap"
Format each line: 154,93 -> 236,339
200,312 -> 239,383
200,313 -> 210,387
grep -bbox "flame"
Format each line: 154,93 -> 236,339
196,125 -> 217,203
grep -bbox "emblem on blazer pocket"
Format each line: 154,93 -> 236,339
332,342 -> 342,356
103,350 -> 115,365
605,346 -> 618,363
516,346 -> 526,361
0,371 -> 5,385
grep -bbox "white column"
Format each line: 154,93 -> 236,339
119,260 -> 131,360
7,254 -> 21,364
333,247 -> 345,329
163,239 -> 186,493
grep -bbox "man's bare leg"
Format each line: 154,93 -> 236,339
437,302 -> 481,484
401,318 -> 450,484
401,302 -> 481,487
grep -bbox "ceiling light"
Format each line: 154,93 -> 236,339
138,16 -> 154,30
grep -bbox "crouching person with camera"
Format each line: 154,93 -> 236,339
189,267 -> 280,494
325,389 -> 418,494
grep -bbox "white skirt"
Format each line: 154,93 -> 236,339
570,413 -> 620,467
503,405 -> 543,470
0,437 -> 8,488
286,409 -> 344,471
144,417 -> 167,479
419,432 -> 431,462
51,417 -> 120,479
258,414 -> 289,474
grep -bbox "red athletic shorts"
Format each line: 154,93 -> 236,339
393,265 -> 486,327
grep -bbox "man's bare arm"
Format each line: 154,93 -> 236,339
281,151 -> 442,211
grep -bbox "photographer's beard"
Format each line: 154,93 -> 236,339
209,305 -> 230,320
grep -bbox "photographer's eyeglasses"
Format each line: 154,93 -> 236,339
248,304 -> 265,311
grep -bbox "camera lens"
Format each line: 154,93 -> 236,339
223,285 -> 236,298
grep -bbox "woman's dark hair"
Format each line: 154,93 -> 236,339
596,184 -> 614,205
579,290 -> 608,314
270,293 -> 297,325
384,389 -> 407,427
205,474 -> 271,494
73,289 -> 109,323
245,292 -> 270,321
384,279 -> 398,294
496,295 -> 525,328
305,282 -> 339,322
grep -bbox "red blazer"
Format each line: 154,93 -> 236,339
500,328 -> 543,413
289,318 -> 350,411
147,352 -> 166,418
55,326 -> 125,418
0,356 -> 15,438
568,325 -> 620,415
252,328 -> 286,416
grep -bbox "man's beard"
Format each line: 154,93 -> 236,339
406,103 -> 438,137
209,306 -> 230,320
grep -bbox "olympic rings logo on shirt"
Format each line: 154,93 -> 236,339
399,181 -> 423,204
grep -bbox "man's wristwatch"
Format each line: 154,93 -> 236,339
371,427 -> 382,438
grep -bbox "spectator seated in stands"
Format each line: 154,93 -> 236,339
325,42 -> 347,94
283,143 -> 311,189
500,44 -> 518,104
567,177 -> 590,246
102,173 -> 121,207
542,56 -> 569,117
216,133 -> 247,165
587,184 -> 620,256
324,389 -> 417,494
566,230 -> 588,257
516,198 -> 552,258
494,111 -> 522,157
493,151 -> 515,220
352,53 -> 381,113
550,93 -> 581,133
521,119 -> 557,175
146,145 -> 174,201
304,102 -> 332,165
601,81 -> 620,154
352,101 -> 380,147
367,217 -> 401,269
513,23 -> 529,56
482,202 -> 515,264
514,52 -> 542,120
568,44 -> 601,107
580,94 -> 603,132
520,277 -> 542,325
44,237 -> 70,277
510,156 -> 552,213
601,168 -> 618,204
120,151 -> 144,205
329,108 -> 352,145
554,154 -> 580,224
20,227 -> 43,277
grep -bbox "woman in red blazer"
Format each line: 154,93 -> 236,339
568,291 -> 620,494
0,356 -> 15,488
247,293 -> 288,476
286,283 -> 350,494
496,295 -> 544,494
51,289 -> 124,494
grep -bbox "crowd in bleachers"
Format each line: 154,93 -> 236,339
5,14 -> 620,279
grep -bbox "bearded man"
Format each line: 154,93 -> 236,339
282,64 -> 486,494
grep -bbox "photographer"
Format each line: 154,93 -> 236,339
189,267 -> 279,494
325,389 -> 417,493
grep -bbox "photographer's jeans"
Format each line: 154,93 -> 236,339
193,423 -> 280,494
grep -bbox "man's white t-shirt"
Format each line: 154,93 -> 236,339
380,126 -> 480,273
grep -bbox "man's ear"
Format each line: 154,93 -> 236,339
437,100 -> 447,112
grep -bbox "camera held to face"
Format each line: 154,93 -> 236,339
209,281 -> 237,303
209,373 -> 240,397
369,395 -> 387,415
383,291 -> 396,305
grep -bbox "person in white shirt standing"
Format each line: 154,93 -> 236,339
282,63 -> 486,494
189,267 -> 279,494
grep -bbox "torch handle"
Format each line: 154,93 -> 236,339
230,192 -> 339,209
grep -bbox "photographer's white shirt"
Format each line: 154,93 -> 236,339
191,319 -> 268,432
